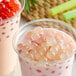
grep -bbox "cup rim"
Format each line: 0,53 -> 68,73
0,0 -> 25,23
13,19 -> 76,65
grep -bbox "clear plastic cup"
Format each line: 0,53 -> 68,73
13,19 -> 76,76
0,0 -> 25,76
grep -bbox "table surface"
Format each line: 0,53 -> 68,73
7,17 -> 76,76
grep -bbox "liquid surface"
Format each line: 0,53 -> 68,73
18,27 -> 76,62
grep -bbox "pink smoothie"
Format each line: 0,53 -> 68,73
18,27 -> 76,76
0,0 -> 21,76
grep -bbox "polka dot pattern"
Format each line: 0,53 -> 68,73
19,55 -> 74,76
0,15 -> 20,41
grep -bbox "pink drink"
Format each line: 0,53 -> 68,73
13,19 -> 76,76
0,0 -> 24,76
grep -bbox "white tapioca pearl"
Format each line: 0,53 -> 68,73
66,45 -> 69,48
46,40 -> 52,46
34,50 -> 37,54
47,51 -> 54,59
31,35 -> 34,40
7,8 -> 11,12
28,40 -> 31,44
60,40 -> 64,44
60,54 -> 65,59
55,47 -> 59,52
37,34 -> 40,37
40,52 -> 43,56
40,32 -> 44,36
26,46 -> 29,49
53,38 -> 56,44
31,54 -> 34,59
44,58 -> 48,62
51,51 -> 55,56
44,48 -> 47,52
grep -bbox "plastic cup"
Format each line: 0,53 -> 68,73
0,0 -> 25,76
13,19 -> 76,76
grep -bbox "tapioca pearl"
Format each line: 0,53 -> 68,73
2,27 -> 6,29
66,66 -> 69,69
2,32 -> 5,35
51,71 -> 55,74
6,35 -> 9,38
36,69 -> 42,73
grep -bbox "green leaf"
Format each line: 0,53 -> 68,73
25,0 -> 41,13
63,10 -> 76,21
25,0 -> 30,13
49,0 -> 76,16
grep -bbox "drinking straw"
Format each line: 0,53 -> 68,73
49,0 -> 76,16
63,10 -> 76,21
